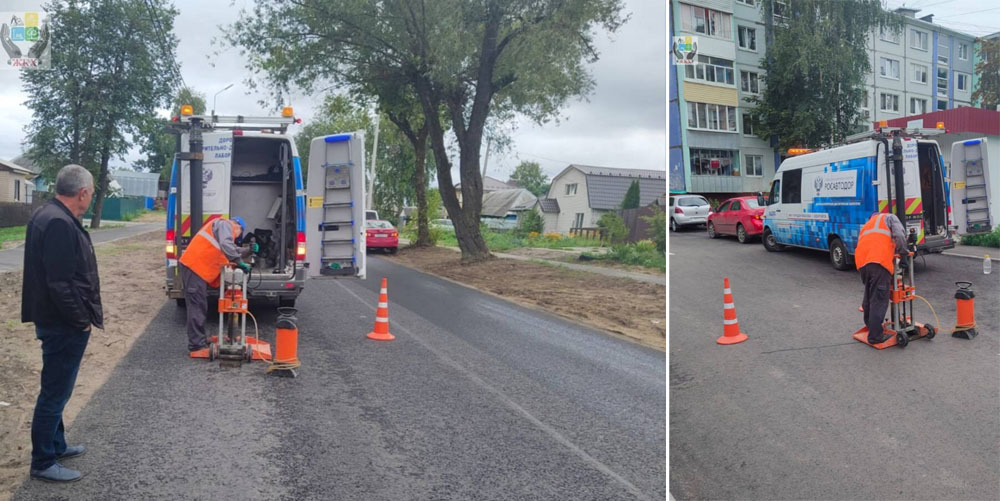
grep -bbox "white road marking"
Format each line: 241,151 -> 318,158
334,280 -> 655,501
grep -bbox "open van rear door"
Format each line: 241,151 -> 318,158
951,138 -> 992,234
178,131 -> 233,237
304,131 -> 367,279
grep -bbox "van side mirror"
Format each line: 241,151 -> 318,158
757,192 -> 765,206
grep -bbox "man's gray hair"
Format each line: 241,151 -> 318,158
55,164 -> 94,196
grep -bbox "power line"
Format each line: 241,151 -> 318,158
140,0 -> 185,91
934,6 -> 1000,19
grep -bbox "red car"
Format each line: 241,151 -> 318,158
707,196 -> 765,244
365,220 -> 399,253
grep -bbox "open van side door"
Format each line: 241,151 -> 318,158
877,138 -> 924,240
304,131 -> 367,279
951,138 -> 992,234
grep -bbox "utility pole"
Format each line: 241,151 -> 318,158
368,111 -> 380,210
481,135 -> 492,179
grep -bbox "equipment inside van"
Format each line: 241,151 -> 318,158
761,127 -> 968,270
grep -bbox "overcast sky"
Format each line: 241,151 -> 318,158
0,0 -> 667,187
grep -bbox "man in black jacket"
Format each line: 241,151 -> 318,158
21,164 -> 103,483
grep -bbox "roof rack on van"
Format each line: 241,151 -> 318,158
843,127 -> 945,145
178,114 -> 298,133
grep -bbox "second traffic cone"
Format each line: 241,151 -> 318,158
717,277 -> 748,345
367,277 -> 395,341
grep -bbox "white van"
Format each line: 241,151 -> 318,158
761,128 -> 970,270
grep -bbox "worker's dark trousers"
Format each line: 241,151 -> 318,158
861,262 -> 893,343
180,264 -> 209,351
31,324 -> 90,470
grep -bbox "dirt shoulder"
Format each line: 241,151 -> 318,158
0,231 -> 164,499
386,246 -> 665,351
500,247 -> 664,276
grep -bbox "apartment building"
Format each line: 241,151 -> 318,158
669,1 -> 980,197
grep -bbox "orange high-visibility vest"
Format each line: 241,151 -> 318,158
855,213 -> 895,274
179,219 -> 241,286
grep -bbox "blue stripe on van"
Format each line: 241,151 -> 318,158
293,156 -> 306,232
166,158 -> 177,232
324,134 -> 352,143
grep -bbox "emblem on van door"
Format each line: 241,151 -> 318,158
814,176 -> 823,196
202,169 -> 213,189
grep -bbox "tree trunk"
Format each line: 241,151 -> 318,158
413,139 -> 431,247
89,119 -> 115,229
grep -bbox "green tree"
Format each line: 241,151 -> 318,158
24,0 -> 179,228
973,38 -> 1000,110
226,0 -> 625,263
621,180 -> 640,209
642,206 -> 666,253
508,161 -> 549,197
136,87 -> 207,180
519,209 -> 544,235
749,0 -> 902,150
597,212 -> 627,244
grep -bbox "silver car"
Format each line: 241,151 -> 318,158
669,195 -> 711,232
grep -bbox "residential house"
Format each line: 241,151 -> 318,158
454,175 -> 517,205
481,188 -> 537,229
0,158 -> 36,203
540,165 -> 666,235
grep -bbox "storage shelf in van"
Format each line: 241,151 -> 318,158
232,179 -> 282,184
322,238 -> 355,244
320,221 -> 354,228
322,162 -> 354,169
966,184 -> 986,189
323,202 -> 354,208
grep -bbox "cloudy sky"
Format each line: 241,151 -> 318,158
0,0 -> 667,186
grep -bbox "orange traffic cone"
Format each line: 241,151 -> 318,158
717,277 -> 748,345
367,278 -> 395,341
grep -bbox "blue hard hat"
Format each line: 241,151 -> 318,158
232,216 -> 246,234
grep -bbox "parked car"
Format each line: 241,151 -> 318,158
669,195 -> 711,231
365,210 -> 379,220
430,219 -> 455,232
707,196 -> 765,243
365,220 -> 398,253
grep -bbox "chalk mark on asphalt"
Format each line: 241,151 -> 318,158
334,280 -> 656,501
760,341 -> 857,354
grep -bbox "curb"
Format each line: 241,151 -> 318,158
942,250 -> 999,262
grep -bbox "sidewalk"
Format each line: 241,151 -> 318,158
942,241 -> 999,262
0,222 -> 161,273
399,238 -> 663,285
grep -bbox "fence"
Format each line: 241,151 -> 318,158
0,196 -> 50,228
83,196 -> 147,221
622,206 -> 659,243
569,227 -> 605,240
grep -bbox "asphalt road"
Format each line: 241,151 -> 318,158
15,255 -> 666,500
669,228 -> 1000,500
0,223 -> 161,272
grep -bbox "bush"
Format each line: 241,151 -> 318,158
582,242 -> 665,271
519,210 -> 544,235
960,227 -> 1000,248
641,207 -> 666,253
597,212 -> 628,244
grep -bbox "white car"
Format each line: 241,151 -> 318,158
669,195 -> 711,232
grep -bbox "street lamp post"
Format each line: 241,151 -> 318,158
212,83 -> 234,116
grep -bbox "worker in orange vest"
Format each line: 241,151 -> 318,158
179,217 -> 253,356
855,211 -> 910,344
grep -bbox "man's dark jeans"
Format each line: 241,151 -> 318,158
31,324 -> 90,471
861,262 -> 893,344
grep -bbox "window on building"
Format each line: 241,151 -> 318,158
880,27 -> 900,44
745,155 -> 763,177
742,113 -> 755,136
737,0 -> 754,5
14,179 -> 20,201
937,68 -> 948,96
912,63 -> 928,84
781,169 -> 802,203
773,1 -> 789,26
910,29 -> 928,51
937,99 -> 948,111
910,98 -> 927,115
938,38 -> 949,65
880,93 -> 899,112
680,4 -> 733,39
690,149 -> 740,176
738,26 -> 757,51
684,55 -> 735,86
959,43 -> 969,60
879,57 -> 900,79
565,183 -> 577,196
740,70 -> 759,94
687,102 -> 739,132
573,213 -> 584,229
957,72 -> 969,91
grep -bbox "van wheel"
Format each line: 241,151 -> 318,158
829,238 -> 852,271
736,224 -> 749,244
670,218 -> 678,232
762,228 -> 783,252
707,222 -> 718,239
